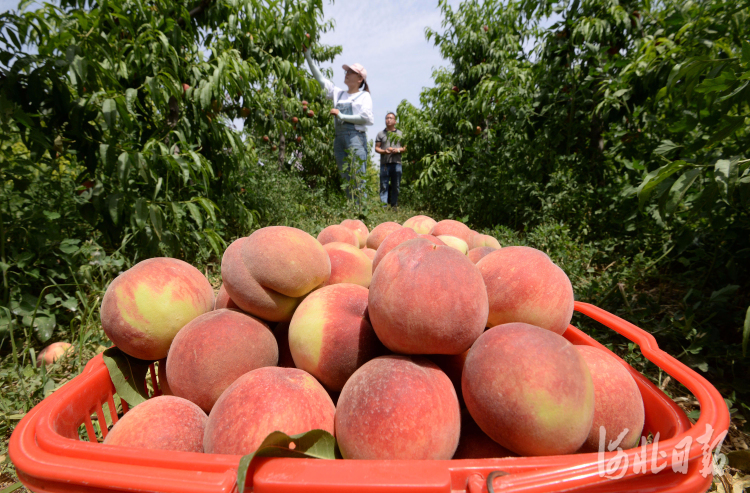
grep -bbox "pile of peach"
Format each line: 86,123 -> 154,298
99,216 -> 645,460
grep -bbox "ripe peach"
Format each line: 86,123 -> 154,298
214,283 -> 240,310
429,219 -> 474,243
335,355 -> 460,460
317,224 -> 358,247
365,221 -> 402,250
462,323 -> 594,456
476,246 -> 574,334
204,367 -> 335,455
362,247 -> 377,260
36,342 -> 73,367
436,235 -> 469,254
469,234 -> 501,250
467,246 -> 496,264
575,346 -> 645,453
323,242 -> 372,288
288,284 -> 383,391
402,215 -> 437,235
453,410 -> 515,459
418,234 -> 446,246
166,309 -> 279,413
103,396 -> 207,452
369,238 -> 488,354
340,219 -> 369,248
371,226 -> 417,273
429,350 -> 468,405
101,257 -> 215,360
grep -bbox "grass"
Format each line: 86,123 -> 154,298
1,171 -> 748,492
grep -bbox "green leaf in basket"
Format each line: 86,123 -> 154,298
236,429 -> 339,493
102,347 -> 152,407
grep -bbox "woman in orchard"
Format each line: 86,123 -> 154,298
304,46 -> 374,198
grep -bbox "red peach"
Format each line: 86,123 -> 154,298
361,247 -> 377,260
371,227 -> 417,273
214,283 -> 240,310
467,246 -> 496,264
317,224 -> 358,247
429,219 -> 474,243
403,215 -> 437,235
436,235 -> 469,254
323,242 -> 372,288
36,342 -> 73,367
365,222 -> 402,250
469,234 -> 501,250
453,410 -> 516,459
340,219 -> 369,248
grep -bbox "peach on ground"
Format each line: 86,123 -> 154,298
469,234 -> 501,250
476,246 -> 574,334
340,219 -> 369,248
453,410 -> 516,459
288,283 -> 383,391
362,248 -> 377,260
462,323 -> 594,456
166,308 -> 279,413
103,396 -> 207,452
317,224 -> 358,247
429,219 -> 474,243
437,235 -> 469,254
157,358 -> 172,395
402,215 -> 437,235
101,257 -> 215,361
214,283 -> 240,310
323,242 -> 372,288
335,355 -> 460,460
203,366 -> 335,455
36,342 -> 73,367
575,345 -> 645,453
222,237 -> 300,322
467,246 -> 496,264
365,222 -> 402,250
371,227 -> 418,273
369,238 -> 488,354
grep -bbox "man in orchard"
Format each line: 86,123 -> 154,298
375,112 -> 406,208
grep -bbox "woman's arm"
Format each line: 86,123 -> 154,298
337,93 -> 374,125
304,50 -> 327,89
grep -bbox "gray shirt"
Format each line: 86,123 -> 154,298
376,129 -> 403,165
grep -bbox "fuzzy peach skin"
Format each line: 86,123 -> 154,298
429,219 -> 474,244
462,323 -> 594,456
166,309 -> 279,413
288,283 -> 384,391
221,237 -> 300,322
204,367 -> 335,455
36,342 -> 73,367
101,257 -> 215,360
476,246 -> 574,334
362,247 -> 377,260
575,346 -> 645,453
469,234 -> 501,250
103,396 -> 207,452
369,238 -> 489,354
437,235 -> 469,254
317,224 -> 358,247
371,227 -> 417,273
365,221 -> 403,250
323,242 -> 372,288
335,355 -> 460,460
214,283 -> 240,310
467,247 -> 496,264
402,215 -> 437,235
340,219 -> 369,248
453,410 -> 516,459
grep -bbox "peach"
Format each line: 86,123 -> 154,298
429,219 -> 474,243
369,238 -> 488,354
103,396 -> 207,452
418,234 -> 446,246
214,283 -> 240,310
476,246 -> 574,334
371,227 -> 417,273
365,221 -> 402,250
317,224 -> 358,247
101,257 -> 215,360
288,284 -> 383,391
222,227 -> 330,321
204,367 -> 335,455
36,341 -> 73,367
335,355 -> 460,460
453,410 -> 515,459
402,215 -> 437,235
467,246 -> 496,264
469,234 -> 501,250
166,309 -> 278,412
272,322 -> 296,368
437,235 -> 469,254
362,247 -> 377,260
576,346 -> 645,453
323,242 -> 372,288
340,219 -> 369,248
462,323 -> 594,456
429,350 -> 468,405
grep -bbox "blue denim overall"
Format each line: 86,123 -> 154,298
333,92 -> 368,199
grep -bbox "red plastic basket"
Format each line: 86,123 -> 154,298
10,302 -> 730,493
